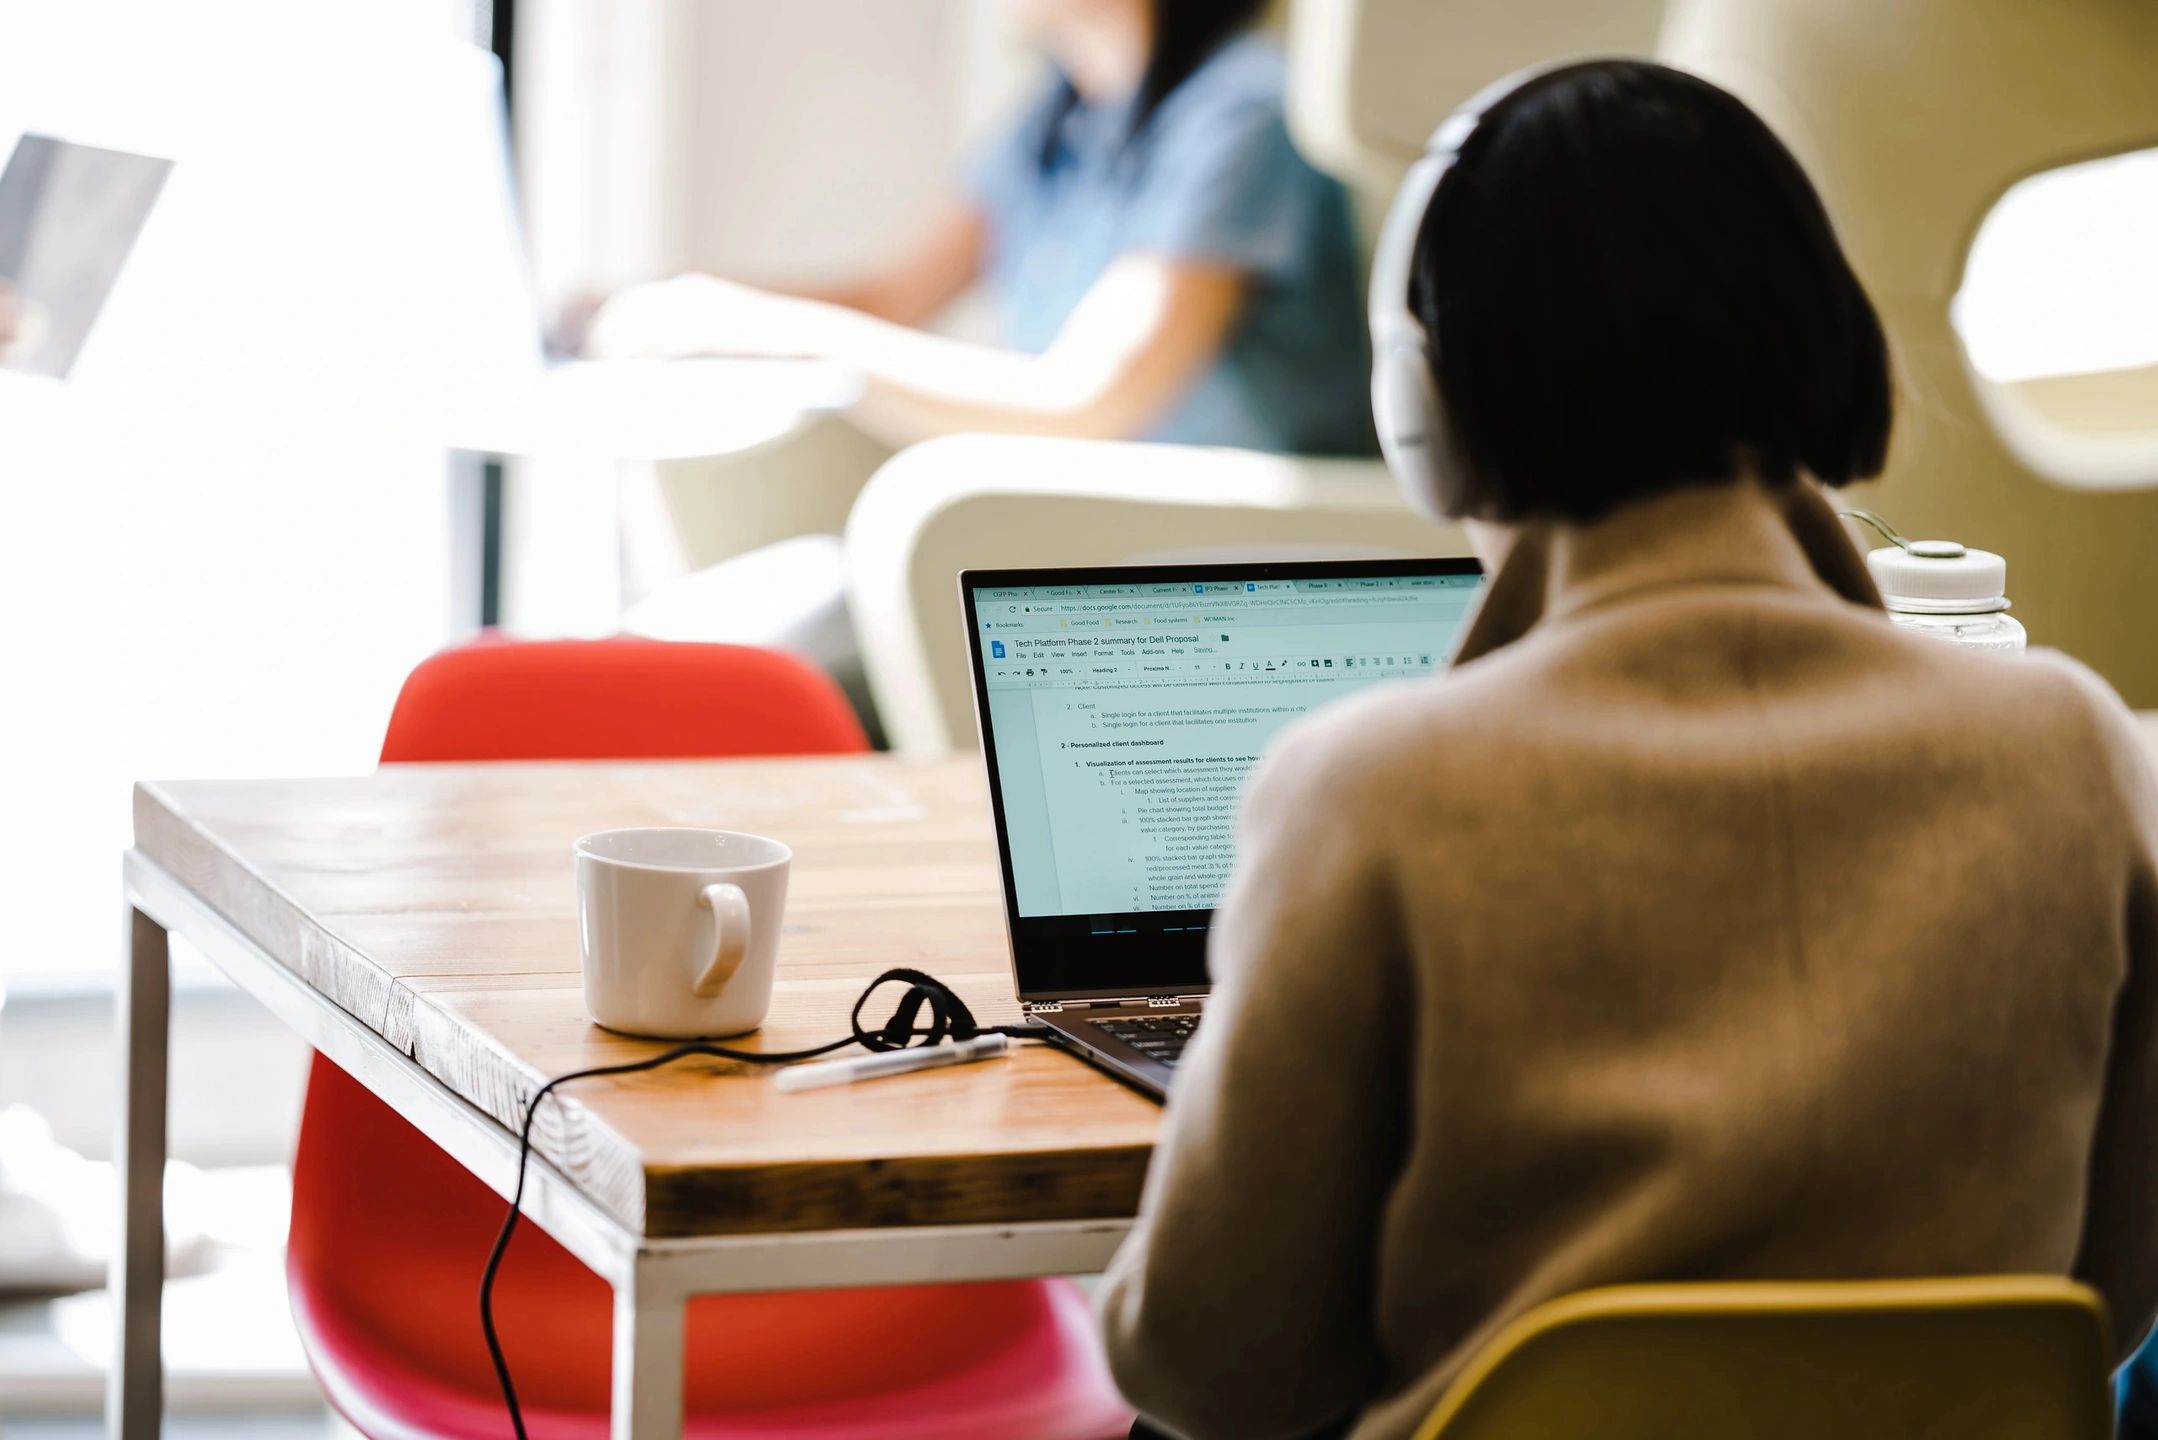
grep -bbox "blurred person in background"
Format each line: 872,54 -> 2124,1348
0,279 -> 28,362
590,0 -> 1375,456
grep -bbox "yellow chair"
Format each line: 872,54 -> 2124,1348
1414,1277 -> 2113,1440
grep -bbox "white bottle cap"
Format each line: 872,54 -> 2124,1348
1866,542 -> 2009,615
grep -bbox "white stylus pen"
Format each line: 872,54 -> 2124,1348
773,1034 -> 1009,1092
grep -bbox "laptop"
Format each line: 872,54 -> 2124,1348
961,557 -> 1486,1099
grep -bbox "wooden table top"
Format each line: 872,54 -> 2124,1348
133,756 -> 1163,1239
132,714 -> 2158,1241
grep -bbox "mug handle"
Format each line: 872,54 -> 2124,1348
693,882 -> 751,997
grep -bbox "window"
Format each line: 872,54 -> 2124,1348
1951,147 -> 2158,490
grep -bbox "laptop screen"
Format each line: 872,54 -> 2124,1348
963,559 -> 1484,1000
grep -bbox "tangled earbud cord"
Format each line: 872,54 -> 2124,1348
478,968 -> 1049,1439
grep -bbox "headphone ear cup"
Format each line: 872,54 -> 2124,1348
1373,339 -> 1452,521
1370,64 -> 1558,525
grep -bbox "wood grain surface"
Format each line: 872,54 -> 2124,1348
131,717 -> 2158,1239
134,757 -> 1161,1238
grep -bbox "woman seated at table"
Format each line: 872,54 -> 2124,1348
1097,59 -> 2158,1440
588,0 -> 1373,456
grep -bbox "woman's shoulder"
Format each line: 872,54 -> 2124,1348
1248,668 -> 1513,820
2015,648 -> 2158,807
1194,32 -> 1289,95
1260,629 -> 2157,808
1155,32 -> 1290,128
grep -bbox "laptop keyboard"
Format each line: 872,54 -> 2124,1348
1092,1013 -> 1200,1070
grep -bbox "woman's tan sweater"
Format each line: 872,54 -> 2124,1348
1098,479 -> 2158,1440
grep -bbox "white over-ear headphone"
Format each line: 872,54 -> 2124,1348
1369,64 -> 1566,519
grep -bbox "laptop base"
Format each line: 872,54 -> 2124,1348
1037,1003 -> 1203,1102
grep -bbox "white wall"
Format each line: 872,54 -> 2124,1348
517,0 -> 1039,304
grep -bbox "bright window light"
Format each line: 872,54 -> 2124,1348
0,0 -> 485,979
1954,147 -> 2158,384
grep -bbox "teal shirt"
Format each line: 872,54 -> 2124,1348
970,36 -> 1376,456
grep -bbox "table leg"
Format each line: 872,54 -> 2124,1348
611,1254 -> 686,1440
109,904 -> 170,1440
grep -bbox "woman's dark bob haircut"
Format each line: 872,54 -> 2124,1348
1409,60 -> 1893,525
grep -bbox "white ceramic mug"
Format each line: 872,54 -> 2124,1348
574,828 -> 791,1039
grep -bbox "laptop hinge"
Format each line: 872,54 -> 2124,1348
1023,996 -> 1203,1014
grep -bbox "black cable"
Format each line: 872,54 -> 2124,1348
478,968 -> 1048,1438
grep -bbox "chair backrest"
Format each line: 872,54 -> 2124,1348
1414,1277 -> 2113,1440
1657,0 -> 2158,704
378,635 -> 868,762
1284,0 -> 1669,203
1658,0 -> 2158,312
1286,0 -> 2158,701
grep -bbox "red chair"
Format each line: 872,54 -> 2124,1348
288,638 -> 1133,1439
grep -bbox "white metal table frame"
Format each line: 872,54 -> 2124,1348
112,849 -> 1133,1440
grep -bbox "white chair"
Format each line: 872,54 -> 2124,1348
653,413 -> 893,574
1285,0 -> 1667,199
845,436 -> 1466,755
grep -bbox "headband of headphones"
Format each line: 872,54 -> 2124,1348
1368,63 -> 1569,517
1368,62 -> 1570,360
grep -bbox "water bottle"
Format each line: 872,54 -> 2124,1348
1844,511 -> 2026,654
